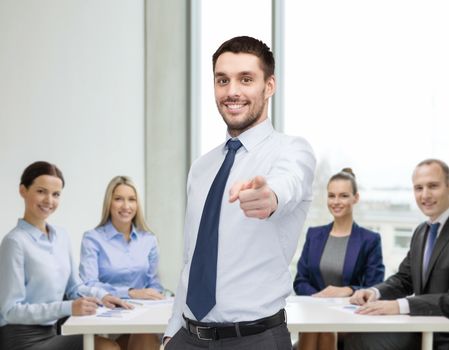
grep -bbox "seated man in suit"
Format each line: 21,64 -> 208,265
345,158 -> 449,350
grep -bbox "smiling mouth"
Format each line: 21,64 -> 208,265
331,207 -> 344,211
422,202 -> 435,208
38,205 -> 52,213
118,211 -> 134,218
224,99 -> 248,111
227,104 -> 244,109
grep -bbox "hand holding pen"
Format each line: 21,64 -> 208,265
73,293 -> 133,316
72,293 -> 103,316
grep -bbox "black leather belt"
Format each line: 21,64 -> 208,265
183,309 -> 286,341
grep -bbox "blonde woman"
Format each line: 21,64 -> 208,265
80,176 -> 164,350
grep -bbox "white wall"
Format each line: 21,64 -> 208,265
145,0 -> 189,291
0,0 -> 145,264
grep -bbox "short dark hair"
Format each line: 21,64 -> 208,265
328,168 -> 358,195
416,158 -> 449,185
20,161 -> 65,188
212,36 -> 275,80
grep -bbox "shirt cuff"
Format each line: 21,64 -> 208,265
62,300 -> 73,316
265,180 -> 285,220
116,286 -> 131,299
370,287 -> 381,300
92,287 -> 108,300
397,298 -> 410,314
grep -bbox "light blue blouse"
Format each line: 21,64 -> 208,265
0,219 -> 107,326
79,221 -> 163,298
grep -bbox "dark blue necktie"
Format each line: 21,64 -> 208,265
423,222 -> 440,275
186,139 -> 242,320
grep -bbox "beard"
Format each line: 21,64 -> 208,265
216,89 -> 267,136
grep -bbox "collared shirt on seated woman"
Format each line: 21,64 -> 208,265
0,219 -> 107,326
79,220 -> 163,298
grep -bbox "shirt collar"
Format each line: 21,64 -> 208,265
429,206 -> 449,229
18,218 -> 56,242
225,118 -> 274,152
104,220 -> 138,241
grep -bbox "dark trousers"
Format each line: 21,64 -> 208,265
0,324 -> 82,350
344,332 -> 420,350
166,323 -> 291,350
344,332 -> 449,350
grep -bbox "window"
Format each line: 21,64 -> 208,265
284,0 -> 448,273
394,227 -> 414,250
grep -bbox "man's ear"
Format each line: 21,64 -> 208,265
265,75 -> 276,99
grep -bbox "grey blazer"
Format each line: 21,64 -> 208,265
376,217 -> 449,315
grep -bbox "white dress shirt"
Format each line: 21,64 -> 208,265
165,119 -> 316,337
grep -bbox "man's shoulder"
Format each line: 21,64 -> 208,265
273,130 -> 312,145
190,143 -> 225,168
413,221 -> 429,234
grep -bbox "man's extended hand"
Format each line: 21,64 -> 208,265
350,289 -> 378,305
229,176 -> 277,219
355,300 -> 400,315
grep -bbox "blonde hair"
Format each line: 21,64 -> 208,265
98,176 -> 151,233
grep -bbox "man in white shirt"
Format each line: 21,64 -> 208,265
163,36 -> 315,349
346,159 -> 449,350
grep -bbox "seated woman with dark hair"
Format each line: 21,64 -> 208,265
293,168 -> 385,350
0,161 -> 129,350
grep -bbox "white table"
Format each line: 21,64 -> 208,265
286,296 -> 449,350
62,296 -> 449,350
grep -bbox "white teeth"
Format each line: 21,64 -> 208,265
227,104 -> 243,109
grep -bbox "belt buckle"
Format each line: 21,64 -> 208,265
196,325 -> 215,340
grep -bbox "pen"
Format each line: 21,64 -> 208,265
128,300 -> 144,306
77,292 -> 103,307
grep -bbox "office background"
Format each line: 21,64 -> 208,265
1,0 -> 449,291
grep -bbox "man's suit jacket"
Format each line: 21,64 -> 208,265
293,222 -> 385,295
377,216 -> 449,316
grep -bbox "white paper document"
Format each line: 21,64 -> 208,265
331,304 -> 360,314
80,306 -> 149,320
126,297 -> 174,307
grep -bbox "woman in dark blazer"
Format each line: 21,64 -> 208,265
293,168 -> 385,350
